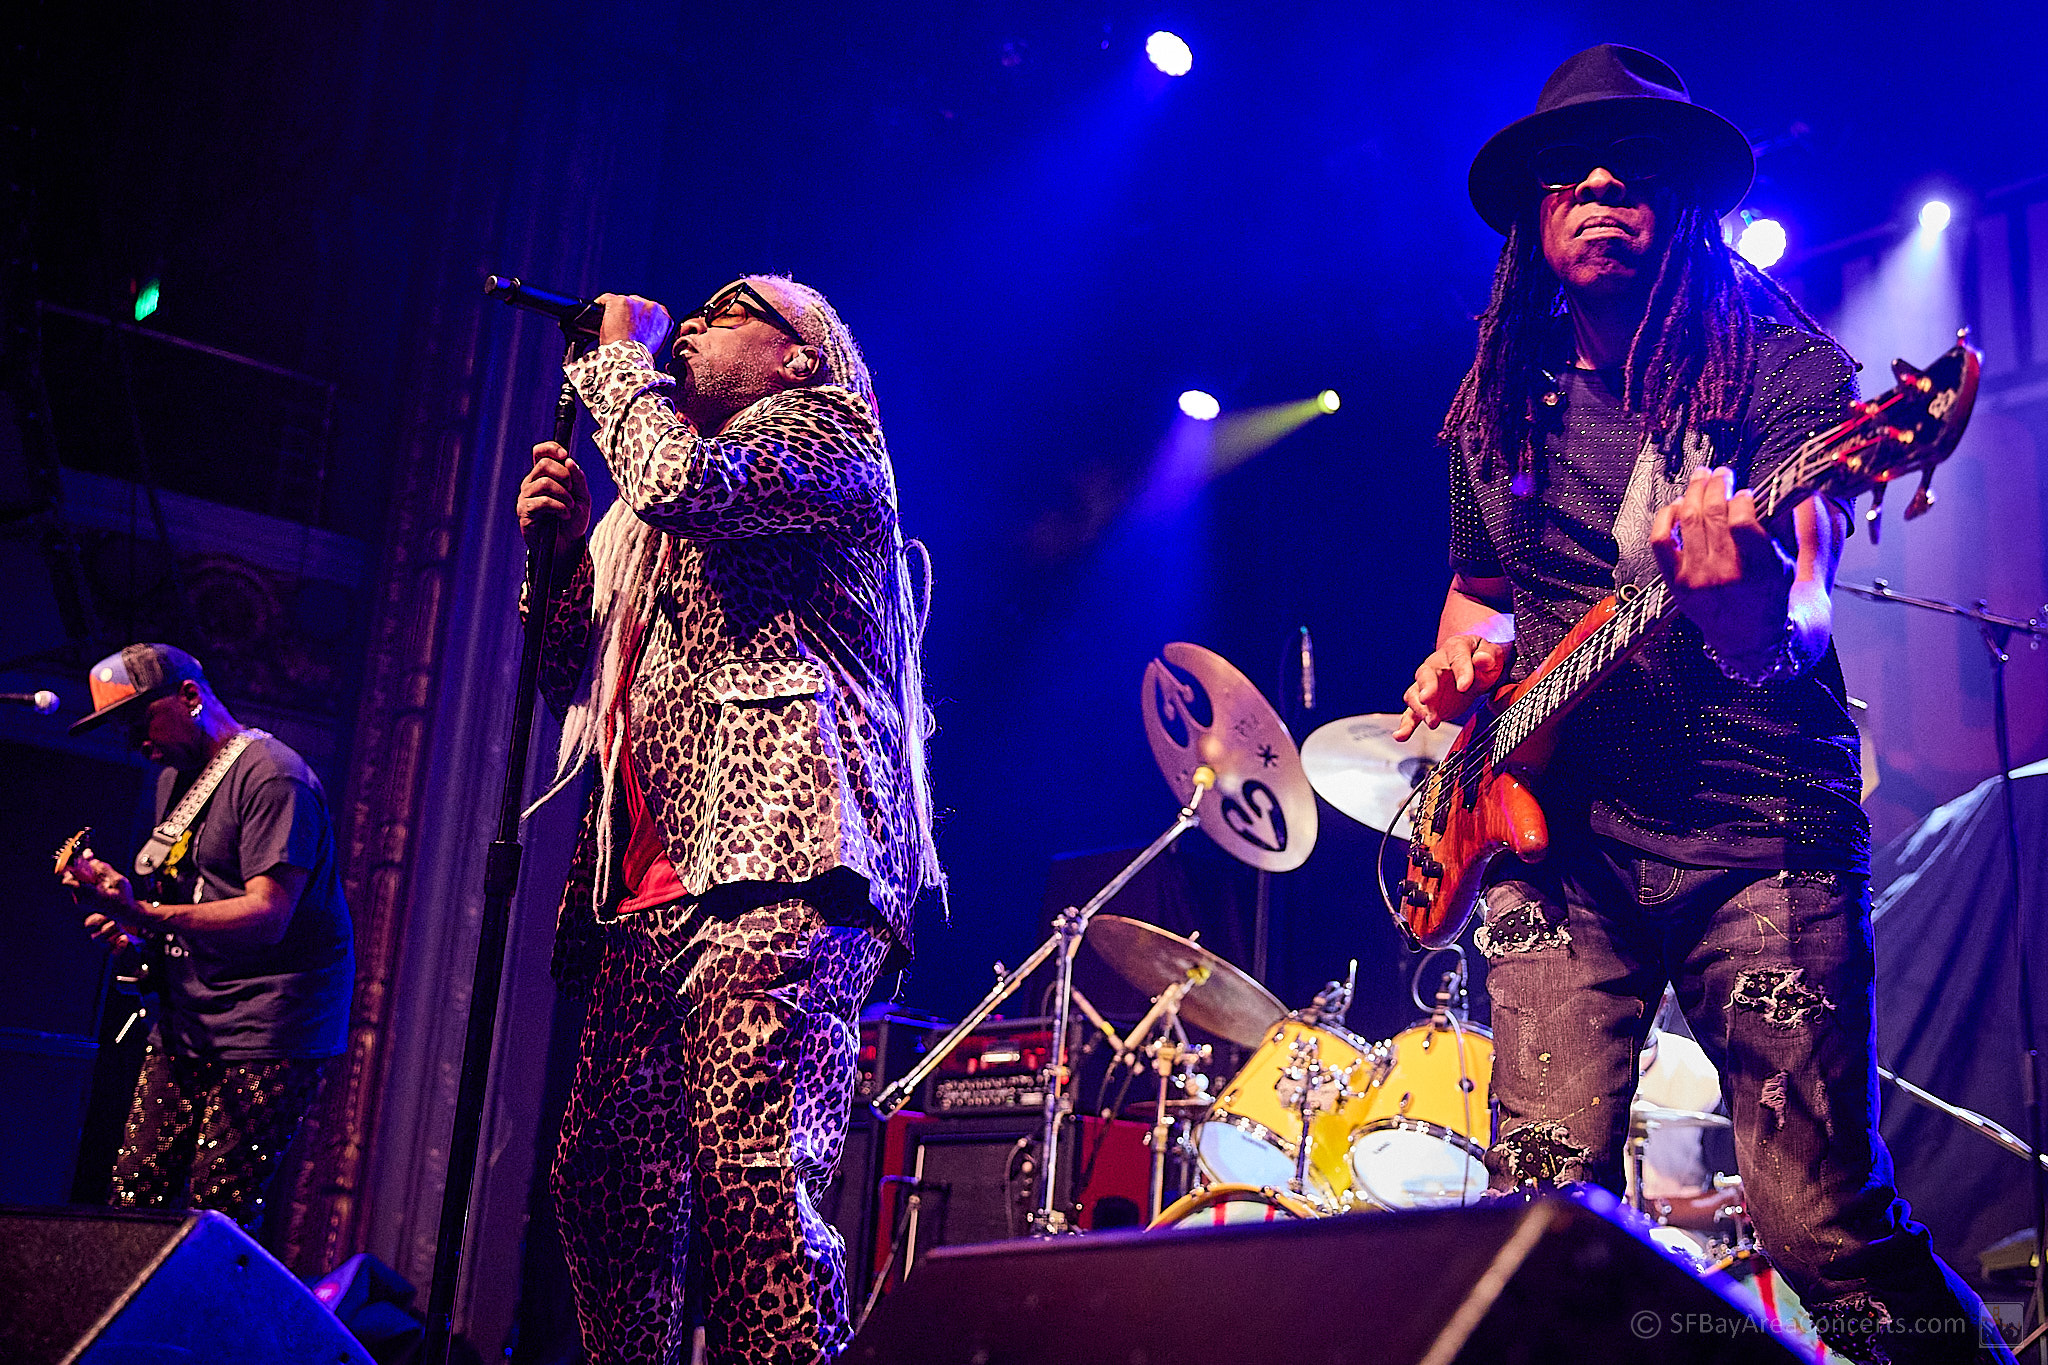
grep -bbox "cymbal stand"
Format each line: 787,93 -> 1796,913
1839,578 -> 2048,1360
1117,969 -> 1207,1221
869,767 -> 1216,1235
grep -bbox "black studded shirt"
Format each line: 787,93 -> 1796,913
1447,323 -> 1869,873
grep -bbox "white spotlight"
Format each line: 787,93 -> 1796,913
1316,389 -> 1341,413
1178,389 -> 1220,421
1146,31 -> 1193,77
1918,200 -> 1953,234
1735,217 -> 1788,269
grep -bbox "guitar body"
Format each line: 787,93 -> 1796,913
1402,595 -> 1620,947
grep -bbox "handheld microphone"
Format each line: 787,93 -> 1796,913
483,275 -> 604,337
0,690 -> 59,715
1299,626 -> 1315,712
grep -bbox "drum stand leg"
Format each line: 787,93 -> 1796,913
1627,1134 -> 1649,1215
1128,985 -> 1204,1223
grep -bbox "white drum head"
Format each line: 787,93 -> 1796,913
1349,1124 -> 1487,1209
1195,1119 -> 1295,1190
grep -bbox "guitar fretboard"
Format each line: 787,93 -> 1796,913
1478,413 -> 1884,768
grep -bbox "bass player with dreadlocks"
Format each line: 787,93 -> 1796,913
516,274 -> 941,1365
1394,46 -> 2008,1363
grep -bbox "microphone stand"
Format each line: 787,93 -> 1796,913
422,331 -> 590,1365
1838,578 -> 2048,1357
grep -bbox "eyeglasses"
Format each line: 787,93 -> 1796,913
688,280 -> 810,344
1532,136 -> 1668,192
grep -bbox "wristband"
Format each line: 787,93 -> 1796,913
1702,617 -> 1809,686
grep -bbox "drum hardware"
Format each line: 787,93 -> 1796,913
1296,959 -> 1359,1031
1140,1031 -> 1212,1221
1272,1030 -> 1355,1199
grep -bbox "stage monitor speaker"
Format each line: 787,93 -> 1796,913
0,1206 -> 375,1365
847,1194 -> 1803,1364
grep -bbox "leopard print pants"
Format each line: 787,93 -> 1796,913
108,1045 -> 330,1235
553,887 -> 891,1365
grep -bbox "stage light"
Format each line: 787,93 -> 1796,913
133,277 -> 160,322
1918,199 -> 1952,234
1316,389 -> 1341,414
1178,389 -> 1220,421
1735,217 -> 1787,269
1146,31 -> 1193,77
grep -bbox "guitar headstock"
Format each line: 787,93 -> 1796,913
54,827 -> 94,880
1817,332 -> 1982,543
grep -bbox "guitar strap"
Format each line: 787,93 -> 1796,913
134,728 -> 271,887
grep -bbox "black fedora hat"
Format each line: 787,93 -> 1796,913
1468,44 -> 1754,235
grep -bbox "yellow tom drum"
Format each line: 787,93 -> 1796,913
1193,1017 -> 1373,1205
1148,1183 -> 1323,1230
1346,1019 -> 1493,1209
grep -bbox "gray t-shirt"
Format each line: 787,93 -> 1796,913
149,733 -> 353,1059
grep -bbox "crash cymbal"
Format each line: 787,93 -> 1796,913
1141,642 -> 1317,873
1300,713 -> 1461,840
1086,914 -> 1287,1049
1630,1101 -> 1732,1134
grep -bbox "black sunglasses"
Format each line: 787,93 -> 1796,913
1532,135 -> 1668,192
689,280 -> 810,345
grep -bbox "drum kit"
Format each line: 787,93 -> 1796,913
874,641 -> 1767,1280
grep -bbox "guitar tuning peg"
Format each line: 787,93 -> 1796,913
1903,468 -> 1937,521
1890,357 -> 1927,390
1864,481 -> 1886,543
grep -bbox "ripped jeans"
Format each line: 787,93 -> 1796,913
1479,835 -> 2011,1364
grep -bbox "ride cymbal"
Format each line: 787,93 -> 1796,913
1300,712 -> 1460,840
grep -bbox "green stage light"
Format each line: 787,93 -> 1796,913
134,278 -> 161,322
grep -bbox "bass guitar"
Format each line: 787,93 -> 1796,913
1395,334 -> 1982,949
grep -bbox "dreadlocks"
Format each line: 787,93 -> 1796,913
1439,201 -> 1829,489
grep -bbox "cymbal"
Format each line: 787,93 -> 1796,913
1630,1101 -> 1732,1133
1141,642 -> 1317,873
1300,713 -> 1461,840
1086,914 -> 1287,1049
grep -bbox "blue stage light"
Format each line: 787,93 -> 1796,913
1918,200 -> 1952,234
1146,31 -> 1193,77
1735,217 -> 1787,269
1178,389 -> 1220,421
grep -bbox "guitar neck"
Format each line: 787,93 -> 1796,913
1486,576 -> 1678,763
1484,422 -> 1855,764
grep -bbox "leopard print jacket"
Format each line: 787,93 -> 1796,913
537,341 -> 918,990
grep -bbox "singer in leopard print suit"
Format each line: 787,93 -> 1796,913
518,275 -> 940,1365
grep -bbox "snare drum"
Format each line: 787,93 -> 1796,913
1346,1020 -> 1493,1209
1148,1183 -> 1323,1230
1193,1017 -> 1374,1203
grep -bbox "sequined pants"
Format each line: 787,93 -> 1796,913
1478,834 -> 2011,1364
552,887 -> 892,1365
108,1044 -> 330,1234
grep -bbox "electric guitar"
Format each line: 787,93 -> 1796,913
54,826 -> 160,999
1395,334 -> 1982,949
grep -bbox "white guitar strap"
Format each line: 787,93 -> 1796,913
134,729 -> 271,882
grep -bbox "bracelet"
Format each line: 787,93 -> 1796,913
1702,617 -> 1809,686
